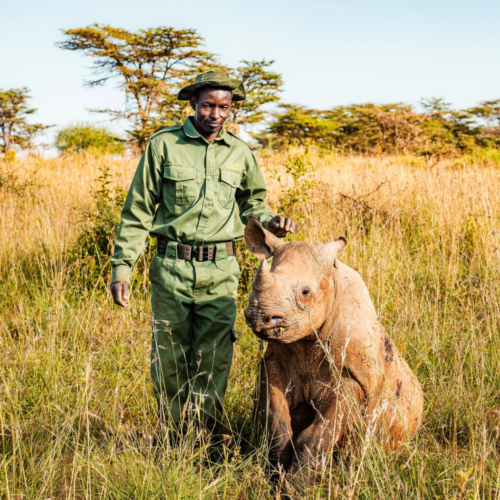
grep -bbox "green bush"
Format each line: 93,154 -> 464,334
55,123 -> 126,155
66,167 -> 127,289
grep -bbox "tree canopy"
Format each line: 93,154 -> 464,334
0,88 -> 52,156
58,26 -> 284,150
58,25 -> 214,150
225,60 -> 283,135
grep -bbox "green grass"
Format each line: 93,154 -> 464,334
1,152 -> 500,498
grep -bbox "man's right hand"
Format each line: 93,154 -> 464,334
111,281 -> 129,308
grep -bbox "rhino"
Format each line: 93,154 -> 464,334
243,216 -> 423,476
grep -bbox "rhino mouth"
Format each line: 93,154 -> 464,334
244,306 -> 290,340
251,325 -> 289,341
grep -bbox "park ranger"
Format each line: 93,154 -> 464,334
110,71 -> 295,427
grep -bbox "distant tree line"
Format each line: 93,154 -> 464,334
254,98 -> 500,156
1,23 -> 499,158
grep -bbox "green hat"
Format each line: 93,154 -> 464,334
178,71 -> 246,101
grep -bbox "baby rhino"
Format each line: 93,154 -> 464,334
244,216 -> 423,476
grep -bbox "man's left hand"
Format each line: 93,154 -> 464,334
267,215 -> 296,237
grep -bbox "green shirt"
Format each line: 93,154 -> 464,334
111,117 -> 275,283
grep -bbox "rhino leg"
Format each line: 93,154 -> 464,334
288,377 -> 364,478
260,358 -> 294,470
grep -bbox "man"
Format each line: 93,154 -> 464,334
110,71 -> 295,427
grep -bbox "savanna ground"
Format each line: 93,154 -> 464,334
1,149 -> 500,499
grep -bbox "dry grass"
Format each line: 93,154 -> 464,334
1,150 -> 500,498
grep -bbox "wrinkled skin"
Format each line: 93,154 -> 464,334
244,216 -> 423,478
111,280 -> 129,308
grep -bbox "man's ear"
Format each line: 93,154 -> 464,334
189,95 -> 197,111
245,215 -> 284,260
324,237 -> 347,268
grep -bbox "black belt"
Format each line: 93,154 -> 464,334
156,237 -> 236,262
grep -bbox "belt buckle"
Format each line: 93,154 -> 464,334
196,246 -> 206,262
196,246 -> 214,262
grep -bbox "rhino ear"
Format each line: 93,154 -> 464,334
245,215 -> 284,260
324,237 -> 347,268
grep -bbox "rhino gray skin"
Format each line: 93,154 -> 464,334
244,216 -> 423,476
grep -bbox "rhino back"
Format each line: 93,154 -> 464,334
329,261 -> 423,438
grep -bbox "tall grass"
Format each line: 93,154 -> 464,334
1,150 -> 500,498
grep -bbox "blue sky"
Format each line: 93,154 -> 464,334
2,0 -> 499,147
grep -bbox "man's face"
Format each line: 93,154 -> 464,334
190,87 -> 232,138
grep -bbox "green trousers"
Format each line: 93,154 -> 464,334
149,241 -> 240,425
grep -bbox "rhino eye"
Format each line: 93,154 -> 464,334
302,288 -> 311,297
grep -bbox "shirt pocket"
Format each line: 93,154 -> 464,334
219,168 -> 242,209
163,163 -> 197,206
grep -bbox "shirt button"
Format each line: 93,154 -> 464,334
208,176 -> 212,180
199,229 -> 204,233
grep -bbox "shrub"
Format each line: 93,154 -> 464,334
55,123 -> 126,155
269,150 -> 318,218
66,167 -> 126,289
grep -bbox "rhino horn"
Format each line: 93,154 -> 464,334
253,259 -> 275,290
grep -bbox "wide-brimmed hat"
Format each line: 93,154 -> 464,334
178,71 -> 246,101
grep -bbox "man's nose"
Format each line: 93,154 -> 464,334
210,106 -> 221,119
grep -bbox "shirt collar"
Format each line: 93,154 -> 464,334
182,117 -> 233,146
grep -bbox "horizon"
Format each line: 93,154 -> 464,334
2,0 -> 500,152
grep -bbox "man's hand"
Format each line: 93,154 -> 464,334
111,281 -> 129,308
267,215 -> 296,237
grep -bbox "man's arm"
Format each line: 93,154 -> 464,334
236,154 -> 295,236
110,139 -> 162,307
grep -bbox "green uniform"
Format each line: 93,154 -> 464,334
111,117 -> 275,423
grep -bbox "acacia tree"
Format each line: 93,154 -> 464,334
468,100 -> 500,147
468,100 -> 500,128
0,88 -> 52,156
419,97 -> 481,152
254,104 -> 339,150
225,60 -> 283,135
58,25 -> 215,150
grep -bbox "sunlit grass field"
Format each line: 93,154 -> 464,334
1,150 -> 500,498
